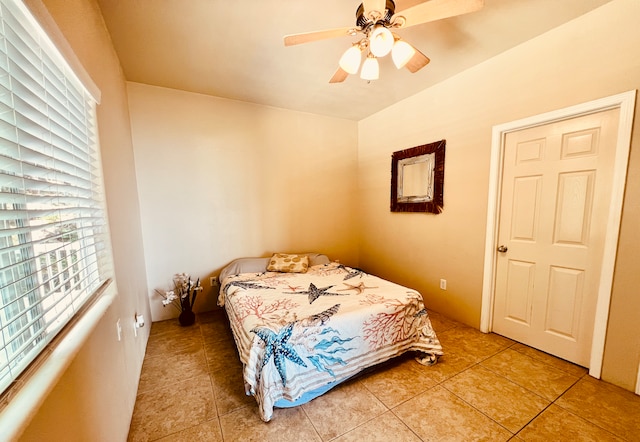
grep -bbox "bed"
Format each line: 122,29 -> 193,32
217,253 -> 443,421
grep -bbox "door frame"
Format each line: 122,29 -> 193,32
480,90 -> 636,378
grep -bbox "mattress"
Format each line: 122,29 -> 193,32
218,256 -> 443,421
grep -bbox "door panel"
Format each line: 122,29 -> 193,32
512,176 -> 541,241
545,265 -> 584,339
504,260 -> 535,325
493,108 -> 619,366
554,171 -> 594,245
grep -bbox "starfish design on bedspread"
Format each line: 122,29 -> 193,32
337,265 -> 367,280
337,281 -> 378,294
250,303 -> 357,389
285,283 -> 348,304
299,303 -> 341,327
224,280 -> 275,295
251,323 -> 307,387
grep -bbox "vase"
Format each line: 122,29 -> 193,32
178,308 -> 195,326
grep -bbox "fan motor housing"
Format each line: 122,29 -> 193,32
356,0 -> 396,27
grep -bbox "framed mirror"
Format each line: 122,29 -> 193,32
391,140 -> 445,213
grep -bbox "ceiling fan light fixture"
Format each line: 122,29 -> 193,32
338,44 -> 363,74
391,39 -> 415,69
369,25 -> 393,57
360,54 -> 379,80
286,0 -> 486,83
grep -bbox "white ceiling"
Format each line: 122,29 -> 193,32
96,0 -> 612,121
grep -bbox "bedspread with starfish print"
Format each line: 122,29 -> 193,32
218,262 -> 443,421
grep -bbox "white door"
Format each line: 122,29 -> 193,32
493,108 -> 620,367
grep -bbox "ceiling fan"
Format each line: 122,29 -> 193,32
284,0 -> 484,83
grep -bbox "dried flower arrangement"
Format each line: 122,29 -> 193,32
156,273 -> 202,325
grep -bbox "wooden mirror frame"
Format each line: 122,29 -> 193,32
390,139 -> 445,213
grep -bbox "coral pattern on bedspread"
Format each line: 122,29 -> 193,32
218,262 -> 443,421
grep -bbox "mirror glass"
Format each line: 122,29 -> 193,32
398,153 -> 434,201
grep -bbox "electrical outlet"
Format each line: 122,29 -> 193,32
210,276 -> 218,286
440,279 -> 447,290
116,319 -> 122,341
133,313 -> 144,338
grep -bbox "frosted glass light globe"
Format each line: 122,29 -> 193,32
392,39 -> 416,69
338,45 -> 362,74
360,55 -> 379,80
369,25 -> 393,57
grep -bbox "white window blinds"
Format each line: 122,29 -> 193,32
0,0 -> 112,395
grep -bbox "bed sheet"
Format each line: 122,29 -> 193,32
218,262 -> 443,421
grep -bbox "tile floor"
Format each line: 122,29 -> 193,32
128,309 -> 640,441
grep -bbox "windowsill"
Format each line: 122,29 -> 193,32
0,281 -> 117,440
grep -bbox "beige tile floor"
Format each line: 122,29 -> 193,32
128,309 -> 640,441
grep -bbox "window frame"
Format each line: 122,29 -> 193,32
0,0 -> 115,432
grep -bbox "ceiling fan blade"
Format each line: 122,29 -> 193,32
404,47 -> 430,73
329,67 -> 349,83
393,0 -> 483,29
284,27 -> 357,46
363,0 -> 387,18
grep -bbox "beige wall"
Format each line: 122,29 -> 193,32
14,2 -> 640,440
19,0 -> 150,440
126,83 -> 359,321
358,0 -> 640,390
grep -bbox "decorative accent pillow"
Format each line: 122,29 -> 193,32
267,253 -> 309,273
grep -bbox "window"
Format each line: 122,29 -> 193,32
0,0 -> 112,395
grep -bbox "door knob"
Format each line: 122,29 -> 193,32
497,245 -> 508,253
